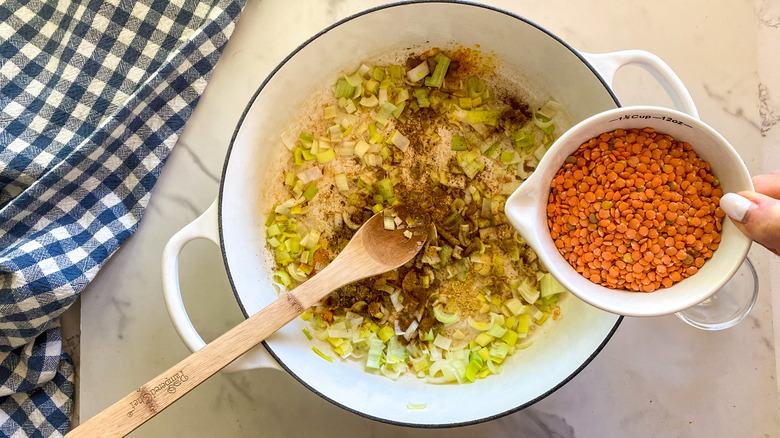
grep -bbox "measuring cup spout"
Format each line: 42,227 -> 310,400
504,178 -> 546,250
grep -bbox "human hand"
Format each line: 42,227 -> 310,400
720,170 -> 780,256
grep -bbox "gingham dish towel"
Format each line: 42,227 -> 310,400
0,0 -> 244,435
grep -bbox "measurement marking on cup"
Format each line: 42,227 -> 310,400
609,115 -> 692,128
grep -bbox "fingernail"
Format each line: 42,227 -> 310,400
720,193 -> 753,223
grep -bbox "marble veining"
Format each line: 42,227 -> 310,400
758,0 -> 780,27
176,142 -> 222,184
759,83 -> 780,135
78,0 -> 780,437
702,83 -> 761,132
155,192 -> 203,218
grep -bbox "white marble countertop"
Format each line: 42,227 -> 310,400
75,0 -> 780,436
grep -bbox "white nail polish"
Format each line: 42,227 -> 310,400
720,193 -> 752,223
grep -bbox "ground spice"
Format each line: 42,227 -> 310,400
266,46 -> 561,347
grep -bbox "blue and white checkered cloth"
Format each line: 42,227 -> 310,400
0,0 -> 244,435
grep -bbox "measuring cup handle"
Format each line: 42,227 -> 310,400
162,199 -> 281,373
582,50 -> 699,119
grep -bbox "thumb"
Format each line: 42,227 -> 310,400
720,192 -> 780,255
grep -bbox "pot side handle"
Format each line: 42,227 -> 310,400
161,199 -> 282,373
582,50 -> 699,119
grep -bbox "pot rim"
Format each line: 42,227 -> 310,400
216,0 -> 623,428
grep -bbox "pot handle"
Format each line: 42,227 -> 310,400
161,199 -> 282,373
582,50 -> 699,118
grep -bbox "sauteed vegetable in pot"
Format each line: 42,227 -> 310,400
263,47 -> 570,383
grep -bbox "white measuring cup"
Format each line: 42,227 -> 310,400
505,106 -> 753,317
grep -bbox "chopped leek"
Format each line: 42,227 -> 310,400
474,332 -> 494,347
365,78 -> 379,95
273,271 -> 292,287
414,87 -> 430,107
501,329 -> 519,347
386,336 -> 408,364
467,110 -> 503,126
467,76 -> 486,98
345,71 -> 363,87
316,148 -> 336,164
516,281 -> 540,304
376,178 -> 394,200
485,323 -> 507,338
433,305 -> 461,324
433,334 -> 452,350
354,139 -> 370,158
540,273 -> 567,297
482,142 -> 500,158
377,326 -> 394,342
383,214 -> 396,230
360,94 -> 379,107
515,314 -> 531,334
451,135 -> 468,151
375,102 -> 397,125
389,64 -> 403,79
300,148 -> 315,161
407,61 -> 430,83
424,53 -> 450,88
312,346 -> 333,363
302,182 -> 318,201
456,150 -> 484,179
389,130 -> 410,152
323,105 -> 337,119
514,128 -> 535,151
505,298 -> 526,315
468,316 -> 489,331
266,223 -> 281,237
334,78 -> 354,99
263,52 -> 567,385
332,175 -> 348,194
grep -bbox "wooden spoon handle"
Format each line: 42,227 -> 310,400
67,209 -> 421,437
67,245 -> 379,437
67,293 -> 302,437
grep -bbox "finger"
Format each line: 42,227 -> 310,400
752,171 -> 780,199
721,192 -> 780,255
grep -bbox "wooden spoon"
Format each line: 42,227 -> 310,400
68,207 -> 429,437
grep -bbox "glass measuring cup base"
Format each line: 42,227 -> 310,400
674,257 -> 758,330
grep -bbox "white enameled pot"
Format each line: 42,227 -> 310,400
161,1 -> 699,427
